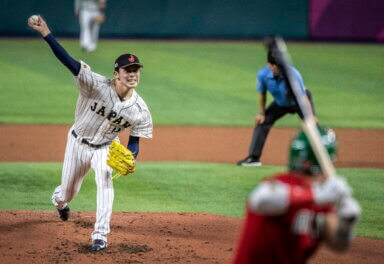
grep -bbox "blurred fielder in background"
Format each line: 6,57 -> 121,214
75,0 -> 106,52
232,126 -> 360,264
237,50 -> 317,166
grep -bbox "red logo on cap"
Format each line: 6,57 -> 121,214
129,55 -> 135,62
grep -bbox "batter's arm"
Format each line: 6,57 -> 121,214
28,15 -> 81,76
317,197 -> 360,251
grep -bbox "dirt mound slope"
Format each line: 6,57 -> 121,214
0,210 -> 383,264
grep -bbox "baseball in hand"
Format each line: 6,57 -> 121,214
29,15 -> 39,24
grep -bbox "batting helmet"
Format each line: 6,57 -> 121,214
288,125 -> 337,175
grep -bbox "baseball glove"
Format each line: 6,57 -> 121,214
107,140 -> 136,180
93,14 -> 105,24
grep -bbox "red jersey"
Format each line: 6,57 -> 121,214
232,172 -> 332,264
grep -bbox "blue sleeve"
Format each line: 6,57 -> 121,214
43,33 -> 81,76
127,136 -> 140,158
256,68 -> 267,93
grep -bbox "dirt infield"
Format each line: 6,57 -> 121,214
0,124 -> 383,263
1,125 -> 384,168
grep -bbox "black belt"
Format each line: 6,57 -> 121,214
71,130 -> 110,149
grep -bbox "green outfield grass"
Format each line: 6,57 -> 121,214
0,39 -> 383,128
0,162 -> 383,239
0,38 -> 383,242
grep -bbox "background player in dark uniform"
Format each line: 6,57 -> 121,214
232,126 -> 360,264
237,50 -> 317,166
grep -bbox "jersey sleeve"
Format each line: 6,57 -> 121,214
256,68 -> 267,93
130,106 -> 153,138
74,61 -> 99,97
248,181 -> 290,215
248,179 -> 314,216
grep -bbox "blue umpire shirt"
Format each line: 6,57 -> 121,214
256,66 -> 306,107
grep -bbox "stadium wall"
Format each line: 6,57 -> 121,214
0,0 -> 308,39
1,0 -> 383,41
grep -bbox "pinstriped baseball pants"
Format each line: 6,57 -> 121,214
51,129 -> 114,242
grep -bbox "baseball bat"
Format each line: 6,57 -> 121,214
265,37 -> 336,178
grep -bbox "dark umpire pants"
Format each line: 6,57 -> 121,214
249,90 -> 316,159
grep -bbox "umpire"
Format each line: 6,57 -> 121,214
237,49 -> 317,166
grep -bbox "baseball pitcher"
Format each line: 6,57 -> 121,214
28,15 -> 152,251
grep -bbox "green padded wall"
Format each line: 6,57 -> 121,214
0,0 -> 308,39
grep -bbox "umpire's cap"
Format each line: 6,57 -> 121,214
114,54 -> 143,71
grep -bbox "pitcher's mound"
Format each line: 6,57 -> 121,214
1,210 -> 383,264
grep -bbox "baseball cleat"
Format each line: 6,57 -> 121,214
237,156 -> 262,166
57,206 -> 70,221
92,239 -> 107,251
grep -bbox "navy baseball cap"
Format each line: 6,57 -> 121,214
114,54 -> 143,71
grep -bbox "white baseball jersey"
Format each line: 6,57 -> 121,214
52,60 -> 152,243
73,61 -> 152,143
